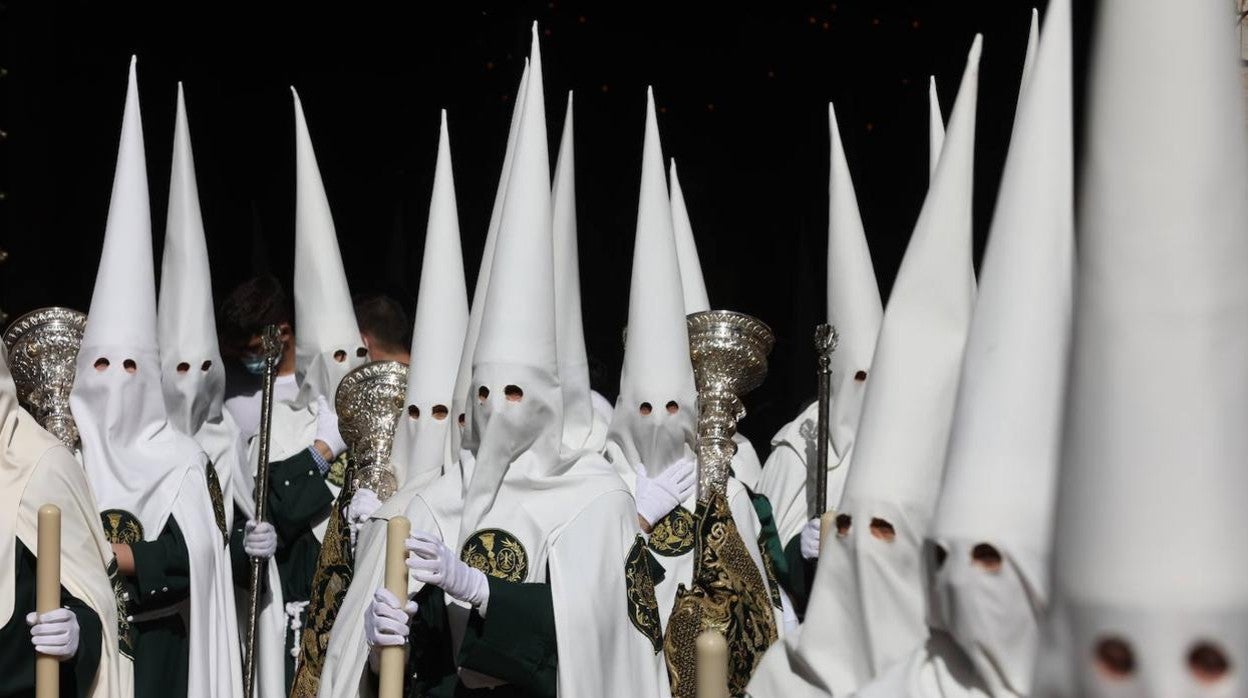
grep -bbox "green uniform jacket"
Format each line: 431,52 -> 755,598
403,577 -> 557,698
0,540 -> 103,698
124,517 -> 191,698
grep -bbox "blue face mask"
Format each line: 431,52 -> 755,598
241,355 -> 267,375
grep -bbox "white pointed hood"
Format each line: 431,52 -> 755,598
458,24 -> 563,545
794,37 -> 981,693
1021,8 -> 1040,88
551,93 -> 602,452
824,102 -> 884,474
158,84 -> 226,437
929,76 -> 945,182
929,3 -> 1071,694
71,57 -> 206,536
1037,1 -> 1248,695
669,160 -> 711,314
451,61 -> 529,456
291,88 -> 367,409
606,88 -> 698,478
391,111 -> 470,490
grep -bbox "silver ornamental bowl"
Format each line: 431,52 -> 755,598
686,310 -> 775,499
3,308 -> 87,449
334,360 -> 408,500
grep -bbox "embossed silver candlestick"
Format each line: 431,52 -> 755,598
334,360 -> 408,501
686,310 -> 775,501
3,308 -> 87,449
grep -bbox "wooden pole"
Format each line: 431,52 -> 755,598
378,516 -> 411,698
695,629 -> 729,698
819,510 -> 838,556
36,504 -> 61,698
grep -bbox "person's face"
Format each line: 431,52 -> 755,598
234,324 -> 293,370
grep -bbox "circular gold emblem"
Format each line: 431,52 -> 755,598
100,509 -> 144,545
460,528 -> 528,582
647,507 -> 696,557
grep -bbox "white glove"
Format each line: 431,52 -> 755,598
27,608 -> 79,660
345,488 -> 382,548
406,531 -> 490,611
314,395 -> 347,459
244,520 -> 278,559
634,456 -> 697,529
800,518 -> 822,560
365,587 -> 416,648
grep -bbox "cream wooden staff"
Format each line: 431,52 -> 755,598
378,516 -> 411,698
695,629 -> 728,698
36,504 -> 61,698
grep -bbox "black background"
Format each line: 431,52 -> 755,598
0,0 -> 1086,453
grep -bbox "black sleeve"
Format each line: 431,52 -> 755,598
457,577 -> 558,697
127,517 -> 192,613
267,450 -> 334,543
0,541 -> 104,698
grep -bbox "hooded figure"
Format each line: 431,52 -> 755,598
364,27 -> 661,697
0,338 -> 132,695
857,5 -> 1070,696
668,160 -> 765,490
1033,1 -> 1248,696
601,88 -> 789,693
551,94 -> 610,455
449,61 -> 530,459
756,99 -> 885,612
748,36 -> 980,698
158,85 -> 246,539
317,109 -> 471,698
70,57 -> 243,698
157,83 -> 288,698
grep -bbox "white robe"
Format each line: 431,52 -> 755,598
755,402 -> 852,545
316,462 -> 458,698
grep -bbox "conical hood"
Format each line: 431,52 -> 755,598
825,102 -> 883,469
669,160 -> 711,314
158,83 -> 226,437
607,87 -> 698,476
796,37 -> 981,690
843,34 -> 979,521
459,23 -> 563,544
451,61 -> 529,455
1038,0 -> 1248,694
72,57 -> 203,536
929,76 -> 945,182
82,58 -> 158,353
929,3 -> 1071,693
551,93 -> 598,451
1021,8 -> 1040,88
392,111 -> 469,487
292,88 -> 366,408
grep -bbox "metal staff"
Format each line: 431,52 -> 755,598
812,324 -> 839,518
244,324 -> 282,698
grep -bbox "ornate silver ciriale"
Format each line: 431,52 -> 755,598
334,360 -> 408,501
686,310 -> 775,500
2,307 -> 87,448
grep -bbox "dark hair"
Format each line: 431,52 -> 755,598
217,275 -> 293,353
353,294 -> 410,355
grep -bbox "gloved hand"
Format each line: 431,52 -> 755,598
26,608 -> 79,660
365,587 -> 416,648
346,488 -> 382,548
314,395 -> 348,460
244,520 -> 278,559
634,456 -> 696,530
406,531 -> 490,611
800,517 -> 821,560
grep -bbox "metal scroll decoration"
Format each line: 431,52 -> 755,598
289,360 -> 407,698
2,307 -> 87,449
334,360 -> 408,501
664,310 -> 779,697
812,323 -> 839,518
